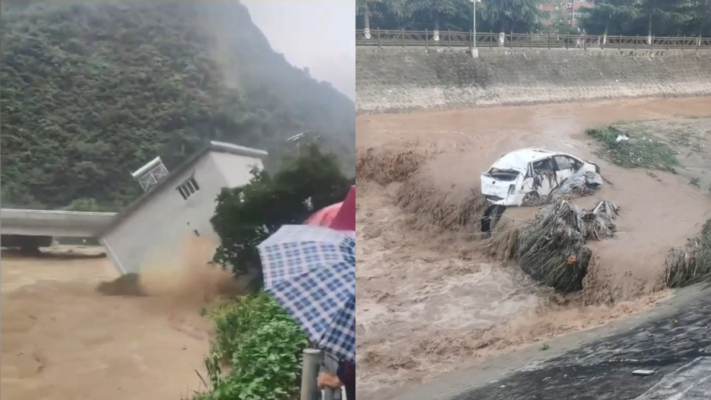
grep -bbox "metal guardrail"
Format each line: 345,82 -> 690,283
356,29 -> 711,50
1,203 -> 118,212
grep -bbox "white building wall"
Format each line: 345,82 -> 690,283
101,151 -> 262,275
210,151 -> 263,188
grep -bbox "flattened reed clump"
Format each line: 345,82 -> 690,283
515,200 -> 619,293
586,125 -> 680,172
666,218 -> 711,288
396,172 -> 488,232
356,148 -> 426,185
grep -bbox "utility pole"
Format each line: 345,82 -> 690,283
471,0 -> 480,58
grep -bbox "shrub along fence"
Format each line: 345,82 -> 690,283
356,29 -> 711,51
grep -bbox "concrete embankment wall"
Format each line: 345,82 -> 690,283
356,47 -> 711,113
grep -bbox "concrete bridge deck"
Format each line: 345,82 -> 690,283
1,208 -> 117,237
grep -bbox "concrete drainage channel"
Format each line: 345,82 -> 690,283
387,286 -> 711,400
355,47 -> 711,113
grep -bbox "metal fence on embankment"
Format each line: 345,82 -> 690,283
356,29 -> 711,51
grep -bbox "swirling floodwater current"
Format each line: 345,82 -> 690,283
0,239 -> 245,400
356,97 -> 711,398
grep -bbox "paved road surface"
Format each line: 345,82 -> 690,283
456,294 -> 711,400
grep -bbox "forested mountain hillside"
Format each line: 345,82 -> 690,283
0,1 -> 355,209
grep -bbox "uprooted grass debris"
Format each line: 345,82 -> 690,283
586,126 -> 679,173
515,200 -> 620,293
666,218 -> 711,288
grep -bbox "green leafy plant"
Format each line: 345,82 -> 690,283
210,143 -> 350,288
479,0 -> 547,33
195,293 -> 309,400
586,126 -> 679,173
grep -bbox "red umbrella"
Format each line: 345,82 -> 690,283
304,186 -> 356,231
304,202 -> 343,227
329,186 -> 355,231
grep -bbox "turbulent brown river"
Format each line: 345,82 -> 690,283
356,97 -> 711,398
0,240 -> 240,400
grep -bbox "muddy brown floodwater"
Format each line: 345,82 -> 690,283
356,97 -> 711,399
1,240 -> 237,400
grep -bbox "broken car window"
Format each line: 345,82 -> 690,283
554,156 -> 574,170
532,158 -> 555,172
489,168 -> 520,181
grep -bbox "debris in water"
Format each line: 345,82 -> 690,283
632,369 -> 655,376
96,273 -> 145,296
584,200 -> 620,241
665,218 -> 711,287
553,170 -> 604,198
515,199 -> 620,293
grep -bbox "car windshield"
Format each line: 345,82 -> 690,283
488,168 -> 520,181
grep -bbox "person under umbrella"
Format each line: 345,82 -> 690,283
317,357 -> 355,400
258,224 -> 355,398
312,185 -> 356,399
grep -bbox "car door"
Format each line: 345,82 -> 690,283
553,155 -> 579,184
530,157 -> 558,197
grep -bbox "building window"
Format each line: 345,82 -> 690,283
177,177 -> 200,200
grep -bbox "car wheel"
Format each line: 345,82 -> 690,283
522,191 -> 540,206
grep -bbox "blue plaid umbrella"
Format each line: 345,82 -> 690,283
258,224 -> 355,362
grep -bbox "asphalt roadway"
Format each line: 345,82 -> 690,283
386,286 -> 711,400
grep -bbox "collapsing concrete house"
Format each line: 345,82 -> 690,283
98,141 -> 268,275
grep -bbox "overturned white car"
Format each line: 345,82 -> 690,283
481,149 -> 600,207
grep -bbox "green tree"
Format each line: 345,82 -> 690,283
684,0 -> 711,36
479,0 -> 547,33
0,182 -> 43,209
636,0 -> 689,38
0,1 -> 354,210
210,144 -> 350,288
357,0 -> 374,33
357,0 -> 398,33
355,0 -> 404,29
197,293 -> 309,400
397,0 -> 473,31
544,0 -> 578,35
579,0 -> 640,39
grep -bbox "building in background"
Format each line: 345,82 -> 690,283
540,0 -> 595,29
99,141 -> 268,275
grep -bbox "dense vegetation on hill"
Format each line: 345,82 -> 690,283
0,1 -> 355,209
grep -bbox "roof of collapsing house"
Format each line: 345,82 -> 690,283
97,141 -> 268,237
